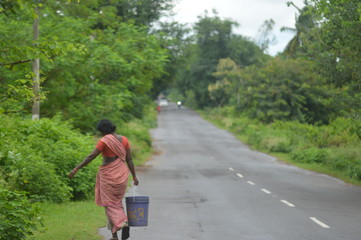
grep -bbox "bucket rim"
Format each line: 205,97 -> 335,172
126,196 -> 150,202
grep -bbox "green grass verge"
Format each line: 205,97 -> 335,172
271,152 -> 361,186
28,200 -> 105,240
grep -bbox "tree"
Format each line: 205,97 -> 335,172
237,58 -> 338,124
281,1 -> 316,58
174,10 -> 267,108
307,0 -> 361,88
0,0 -> 168,132
0,2 -> 84,115
150,21 -> 192,99
210,58 -> 242,107
297,0 -> 361,119
256,19 -> 277,53
186,10 -> 239,108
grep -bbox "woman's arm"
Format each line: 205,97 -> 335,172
68,148 -> 101,178
125,148 -> 139,185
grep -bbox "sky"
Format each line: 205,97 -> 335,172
169,0 -> 305,55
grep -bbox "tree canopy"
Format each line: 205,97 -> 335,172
0,0 -> 172,131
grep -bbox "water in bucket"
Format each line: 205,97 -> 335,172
126,196 -> 150,227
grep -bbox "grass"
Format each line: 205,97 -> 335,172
28,200 -> 106,240
270,152 -> 361,186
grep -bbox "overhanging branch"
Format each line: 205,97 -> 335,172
0,59 -> 31,66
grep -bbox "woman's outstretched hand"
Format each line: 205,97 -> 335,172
68,168 -> 78,179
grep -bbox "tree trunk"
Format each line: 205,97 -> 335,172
32,8 -> 40,120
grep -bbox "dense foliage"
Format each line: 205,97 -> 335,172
175,11 -> 267,108
172,1 -> 360,125
0,115 -> 97,202
0,188 -> 41,240
0,0 -> 171,131
1,2 -> 166,238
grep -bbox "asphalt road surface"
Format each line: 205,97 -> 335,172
100,103 -> 361,240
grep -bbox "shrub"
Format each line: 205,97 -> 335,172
0,115 -> 97,202
6,153 -> 71,203
347,161 -> 361,181
291,148 -> 330,164
269,141 -> 292,153
327,147 -> 361,180
0,188 -> 41,240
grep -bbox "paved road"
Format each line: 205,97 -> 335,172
100,103 -> 361,240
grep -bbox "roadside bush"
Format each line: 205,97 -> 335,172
292,148 -> 330,164
269,140 -> 292,153
347,162 -> 361,181
0,188 -> 41,240
118,118 -> 155,165
327,147 -> 361,180
0,115 -> 97,202
6,152 -> 71,202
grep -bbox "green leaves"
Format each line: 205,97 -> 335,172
1,1 -> 169,131
224,58 -> 338,124
0,115 -> 97,202
0,188 -> 41,240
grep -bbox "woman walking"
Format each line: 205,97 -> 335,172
69,119 -> 139,240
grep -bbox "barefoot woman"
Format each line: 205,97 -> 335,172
69,119 -> 139,240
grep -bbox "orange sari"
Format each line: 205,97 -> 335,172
95,134 -> 129,233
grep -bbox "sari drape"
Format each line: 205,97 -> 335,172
95,134 -> 129,233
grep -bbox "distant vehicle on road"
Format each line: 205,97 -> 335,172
159,99 -> 168,107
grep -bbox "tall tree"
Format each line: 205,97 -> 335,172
150,21 -> 192,99
190,10 -> 239,107
256,19 -> 277,53
0,0 -> 169,131
237,58 -> 338,123
0,0 -> 83,115
307,0 -> 361,88
281,1 -> 315,57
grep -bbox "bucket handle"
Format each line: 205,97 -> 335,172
132,185 -> 140,201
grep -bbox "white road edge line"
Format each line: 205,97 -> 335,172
247,181 -> 255,185
229,167 -> 234,172
237,173 -> 244,178
261,189 -> 271,194
310,217 -> 330,229
280,200 -> 295,207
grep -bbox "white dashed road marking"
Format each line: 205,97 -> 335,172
280,200 -> 295,207
261,189 -> 271,194
230,167 -> 330,230
310,217 -> 330,229
237,173 -> 244,178
247,181 -> 256,185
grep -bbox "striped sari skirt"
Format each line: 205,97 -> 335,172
95,158 -> 129,233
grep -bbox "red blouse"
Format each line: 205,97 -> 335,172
96,136 -> 130,157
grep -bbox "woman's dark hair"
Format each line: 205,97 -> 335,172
96,119 -> 116,135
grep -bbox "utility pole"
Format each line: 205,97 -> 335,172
32,5 -> 40,120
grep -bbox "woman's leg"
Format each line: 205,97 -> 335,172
112,231 -> 118,239
106,208 -> 118,239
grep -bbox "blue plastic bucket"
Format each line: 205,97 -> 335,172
126,196 -> 150,227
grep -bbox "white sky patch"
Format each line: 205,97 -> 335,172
170,0 -> 305,55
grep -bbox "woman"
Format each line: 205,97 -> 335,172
69,119 -> 139,240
